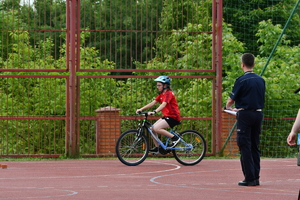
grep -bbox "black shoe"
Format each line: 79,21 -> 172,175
255,179 -> 260,185
169,136 -> 180,148
238,180 -> 257,186
238,179 -> 260,186
149,147 -> 159,154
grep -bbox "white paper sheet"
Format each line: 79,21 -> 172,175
224,110 -> 237,116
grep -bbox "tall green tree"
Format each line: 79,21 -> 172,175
223,0 -> 300,54
31,0 -> 66,60
79,0 -> 163,71
0,0 -> 20,10
0,9 -> 28,62
155,0 -> 212,61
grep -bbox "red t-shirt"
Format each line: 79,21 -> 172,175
155,90 -> 181,121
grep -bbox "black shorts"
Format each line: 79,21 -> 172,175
162,116 -> 181,128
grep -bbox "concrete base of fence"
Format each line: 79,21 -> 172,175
221,112 -> 239,157
95,106 -> 121,155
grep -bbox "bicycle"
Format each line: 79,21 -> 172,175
115,112 -> 206,166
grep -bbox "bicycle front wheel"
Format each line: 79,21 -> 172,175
115,129 -> 149,166
173,130 -> 206,166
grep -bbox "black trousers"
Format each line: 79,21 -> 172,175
236,110 -> 263,181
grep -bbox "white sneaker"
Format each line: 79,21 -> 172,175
149,147 -> 159,154
170,137 -> 180,148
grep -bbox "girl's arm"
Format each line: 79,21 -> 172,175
136,100 -> 158,113
154,102 -> 167,113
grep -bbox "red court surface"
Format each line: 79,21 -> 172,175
0,158 -> 299,200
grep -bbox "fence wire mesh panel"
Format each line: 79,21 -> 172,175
222,0 -> 300,158
262,97 -> 300,158
2,0 -> 299,159
79,0 -> 214,72
77,0 -> 219,156
0,119 -> 66,155
78,76 -> 215,155
0,76 -> 68,156
0,0 -> 220,157
0,0 -> 67,71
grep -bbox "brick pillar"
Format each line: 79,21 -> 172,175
221,112 -> 239,157
95,106 -> 121,155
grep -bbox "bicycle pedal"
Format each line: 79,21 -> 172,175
151,152 -> 160,155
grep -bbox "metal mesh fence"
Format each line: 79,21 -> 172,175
223,0 -> 300,158
0,76 -> 68,155
0,0 -> 66,71
79,0 -> 213,72
78,76 -> 215,155
3,0 -> 299,158
1,0 -> 219,157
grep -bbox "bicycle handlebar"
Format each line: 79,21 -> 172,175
137,111 -> 150,116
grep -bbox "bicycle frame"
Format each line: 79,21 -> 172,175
138,115 -> 192,151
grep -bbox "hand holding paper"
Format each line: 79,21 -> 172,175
224,109 -> 237,116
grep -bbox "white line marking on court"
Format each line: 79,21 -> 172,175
0,187 -> 78,199
116,161 -> 181,176
0,161 -> 181,181
149,168 -> 298,196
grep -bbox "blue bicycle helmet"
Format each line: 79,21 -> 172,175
154,76 -> 171,85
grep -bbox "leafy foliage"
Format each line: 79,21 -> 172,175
222,17 -> 300,157
223,0 -> 300,54
0,0 -> 299,156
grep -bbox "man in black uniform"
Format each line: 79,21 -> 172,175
225,53 -> 265,186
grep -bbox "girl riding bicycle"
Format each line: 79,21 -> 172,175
136,76 -> 181,154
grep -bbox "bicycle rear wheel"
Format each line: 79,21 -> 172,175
173,130 -> 206,166
115,129 -> 149,166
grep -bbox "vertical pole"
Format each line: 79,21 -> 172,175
211,0 -> 216,156
66,1 -> 70,70
215,0 -> 223,156
76,1 -> 81,155
65,0 -> 70,156
68,0 -> 80,157
69,0 -> 76,157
